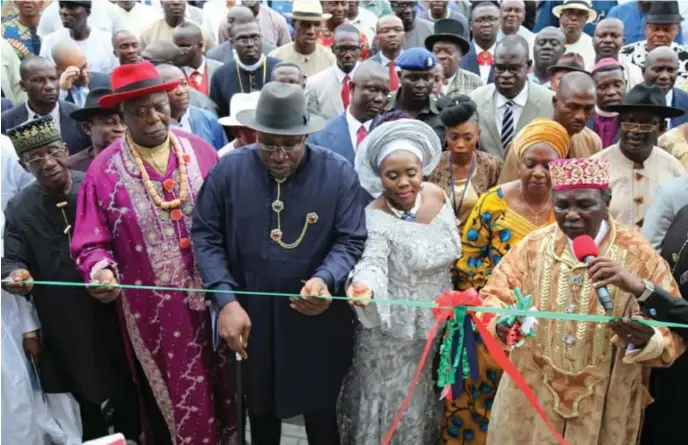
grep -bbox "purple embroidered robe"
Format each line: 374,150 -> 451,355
71,129 -> 235,445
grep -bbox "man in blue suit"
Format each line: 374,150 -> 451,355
158,64 -> 227,150
642,47 -> 688,130
309,61 -> 390,165
460,2 -> 498,84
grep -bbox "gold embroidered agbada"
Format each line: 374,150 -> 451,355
482,221 -> 684,445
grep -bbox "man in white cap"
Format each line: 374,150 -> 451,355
217,91 -> 261,156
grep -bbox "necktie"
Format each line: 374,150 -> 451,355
190,71 -> 201,87
341,74 -> 351,109
387,61 -> 399,91
356,125 -> 367,148
501,101 -> 514,150
477,51 -> 493,66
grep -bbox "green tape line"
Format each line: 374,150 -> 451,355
4,279 -> 688,330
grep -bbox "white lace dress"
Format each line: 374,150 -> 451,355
338,203 -> 461,445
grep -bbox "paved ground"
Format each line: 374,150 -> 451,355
246,416 -> 308,445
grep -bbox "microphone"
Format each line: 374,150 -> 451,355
572,235 -> 614,315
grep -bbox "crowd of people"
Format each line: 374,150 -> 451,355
1,1 -> 688,445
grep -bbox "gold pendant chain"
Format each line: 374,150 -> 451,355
56,201 -> 72,245
671,235 -> 688,275
270,178 -> 318,249
519,186 -> 551,226
236,58 -> 267,93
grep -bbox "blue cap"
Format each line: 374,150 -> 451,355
396,48 -> 438,72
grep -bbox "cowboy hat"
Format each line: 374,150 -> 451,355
552,0 -> 597,24
218,92 -> 261,127
646,1 -> 683,25
236,82 -> 325,136
70,88 -> 120,121
424,19 -> 470,56
98,61 -> 180,109
285,0 -> 331,22
605,84 -> 685,118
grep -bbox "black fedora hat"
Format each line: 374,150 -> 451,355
70,88 -> 120,121
424,19 -> 470,56
236,82 -> 325,136
606,84 -> 685,118
647,1 -> 683,25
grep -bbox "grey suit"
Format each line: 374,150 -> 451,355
469,81 -> 554,159
305,66 -> 346,120
190,88 -> 218,116
206,42 -> 278,64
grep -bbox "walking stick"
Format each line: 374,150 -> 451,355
236,337 -> 245,445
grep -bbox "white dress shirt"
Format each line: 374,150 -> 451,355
564,33 -> 596,70
335,63 -> 357,86
474,41 -> 496,84
112,2 -> 161,38
40,28 -> 118,73
442,73 -> 457,95
183,57 -> 208,89
495,82 -> 529,137
345,108 -> 372,151
666,89 -> 674,130
37,0 -> 125,38
24,102 -> 60,129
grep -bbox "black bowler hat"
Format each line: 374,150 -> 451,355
647,1 -> 683,25
70,88 -> 121,121
425,19 -> 470,56
606,84 -> 685,118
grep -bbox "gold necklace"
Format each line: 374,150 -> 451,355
56,201 -> 72,244
519,186 -> 551,226
236,58 -> 267,93
671,235 -> 688,275
269,178 -> 318,249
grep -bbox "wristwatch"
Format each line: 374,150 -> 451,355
637,279 -> 655,303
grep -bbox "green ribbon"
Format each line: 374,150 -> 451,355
4,279 -> 688,330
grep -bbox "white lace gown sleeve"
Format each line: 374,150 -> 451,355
351,224 -> 390,329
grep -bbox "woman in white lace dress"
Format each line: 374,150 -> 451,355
338,120 -> 462,445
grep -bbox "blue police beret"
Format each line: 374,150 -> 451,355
396,48 -> 438,72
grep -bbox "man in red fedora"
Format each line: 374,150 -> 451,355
70,61 -> 236,445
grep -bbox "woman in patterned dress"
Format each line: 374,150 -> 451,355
427,96 -> 502,231
442,119 -> 570,445
338,119 -> 461,445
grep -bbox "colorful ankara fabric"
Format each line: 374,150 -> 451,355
70,129 -> 237,445
512,119 -> 570,161
549,157 -> 611,190
482,221 -> 683,445
1,16 -> 40,59
443,185 -> 554,445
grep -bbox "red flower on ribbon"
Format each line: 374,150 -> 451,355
170,209 -> 183,221
183,154 -> 191,164
477,50 -> 493,66
179,238 -> 191,249
163,179 -> 175,192
432,289 -> 481,321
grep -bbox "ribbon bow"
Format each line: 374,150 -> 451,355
477,50 -> 494,66
381,289 -> 570,445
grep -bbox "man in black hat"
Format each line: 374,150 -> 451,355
590,83 -> 686,229
425,18 -> 482,98
2,116 -> 140,443
620,0 -> 688,85
191,82 -> 366,445
67,87 -> 125,172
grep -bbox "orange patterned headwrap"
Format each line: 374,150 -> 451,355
513,118 -> 570,161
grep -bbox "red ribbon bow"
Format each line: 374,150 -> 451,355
381,290 -> 570,445
477,50 -> 494,66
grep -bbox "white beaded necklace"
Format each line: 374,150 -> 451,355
385,191 -> 422,222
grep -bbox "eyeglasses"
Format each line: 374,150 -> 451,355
258,140 -> 303,153
620,122 -> 657,133
494,61 -> 527,73
333,45 -> 362,55
25,148 -> 67,167
235,36 -> 261,45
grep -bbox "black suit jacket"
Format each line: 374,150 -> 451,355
1,101 -> 91,154
209,56 -> 281,118
459,44 -> 494,84
64,71 -> 111,105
